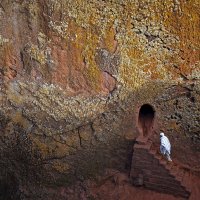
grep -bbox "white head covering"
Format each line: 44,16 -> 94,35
160,132 -> 164,137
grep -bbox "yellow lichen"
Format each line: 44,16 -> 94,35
26,44 -> 46,65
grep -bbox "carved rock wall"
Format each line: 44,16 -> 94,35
0,0 -> 199,198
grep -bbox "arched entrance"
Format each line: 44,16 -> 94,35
138,104 -> 155,138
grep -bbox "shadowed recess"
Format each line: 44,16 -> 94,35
138,104 -> 155,137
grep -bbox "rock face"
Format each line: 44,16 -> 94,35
0,0 -> 199,199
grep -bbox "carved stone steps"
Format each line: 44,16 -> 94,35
144,181 -> 190,198
131,136 -> 192,198
144,178 -> 186,193
176,170 -> 185,182
134,143 -> 152,150
149,147 -> 192,196
181,172 -> 192,193
170,165 -> 180,176
136,135 -> 149,144
134,166 -> 170,177
154,154 -> 162,160
182,172 -> 191,187
133,151 -> 154,160
143,174 -> 182,187
149,149 -> 157,155
165,162 -> 173,170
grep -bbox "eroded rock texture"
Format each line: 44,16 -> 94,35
0,0 -> 199,199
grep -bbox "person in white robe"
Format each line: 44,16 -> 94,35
160,132 -> 172,162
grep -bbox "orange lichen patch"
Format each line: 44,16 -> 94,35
50,18 -> 102,92
151,1 -> 176,27
178,48 -> 200,75
142,58 -> 165,80
82,31 -> 101,92
150,70 -> 166,80
169,120 -> 181,131
165,65 -> 180,80
50,20 -> 87,89
127,46 -> 143,59
178,1 -> 200,44
1,0 -> 199,94
102,25 -> 117,53
84,63 -> 101,92
148,0 -> 200,78
162,1 -> 200,57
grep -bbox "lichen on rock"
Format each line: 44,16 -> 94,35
0,0 -> 200,199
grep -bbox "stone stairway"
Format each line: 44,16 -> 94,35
130,136 -> 192,199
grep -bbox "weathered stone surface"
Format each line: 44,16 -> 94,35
0,0 -> 199,199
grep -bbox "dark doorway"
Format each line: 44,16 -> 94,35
138,104 -> 155,137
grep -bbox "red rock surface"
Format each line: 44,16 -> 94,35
54,169 -> 200,200
0,1 -> 199,199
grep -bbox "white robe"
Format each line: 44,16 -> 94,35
160,135 -> 171,155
